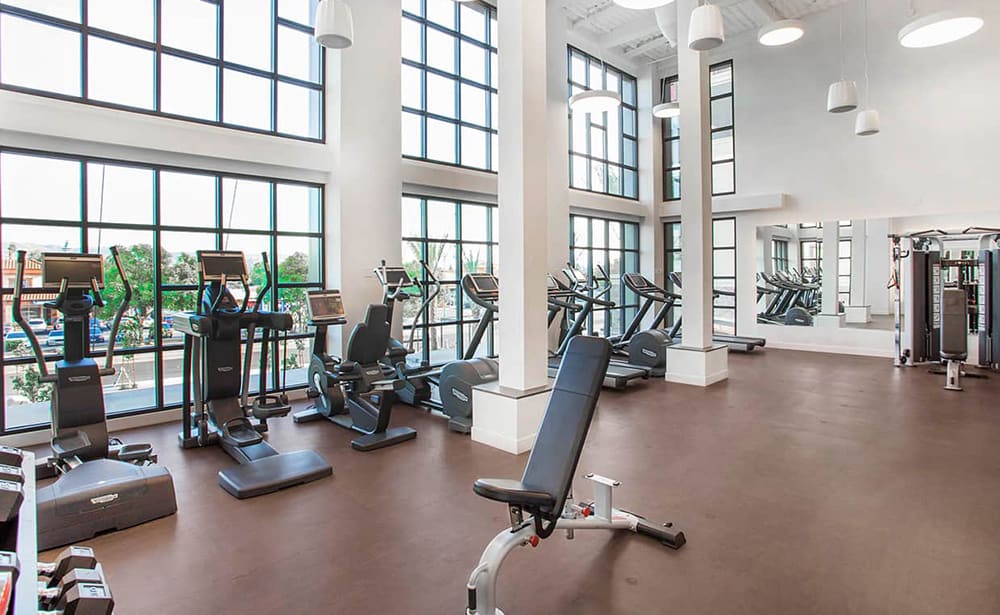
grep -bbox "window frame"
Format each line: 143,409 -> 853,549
0,146 -> 325,435
0,1 -> 326,142
772,239 -> 790,273
663,217 -> 738,334
568,214 -> 641,337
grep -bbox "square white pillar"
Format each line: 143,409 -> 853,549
665,344 -> 729,386
845,305 -> 872,323
471,382 -> 551,454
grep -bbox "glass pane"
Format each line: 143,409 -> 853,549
222,235 -> 270,286
711,98 -> 733,129
426,29 -> 455,73
713,161 -> 735,194
1,153 -> 80,221
223,0 -> 273,70
712,129 -> 734,161
592,220 -> 606,248
278,0 -> 313,24
276,184 -> 321,233
2,224 -> 81,258
160,171 -> 217,228
426,118 -> 456,164
623,169 -> 637,198
402,197 -> 422,238
460,4 -> 487,41
160,290 -> 198,320
162,0 -> 218,57
161,348 -> 186,406
402,0 -> 421,16
402,64 -> 422,109
426,200 -> 455,240
222,178 -> 271,230
665,169 -> 682,200
571,155 -> 587,190
0,15 -> 81,95
86,163 -> 154,225
88,37 -> 154,109
461,83 -> 486,126
3,0 -> 79,21
460,40 -> 486,84
224,69 -> 273,130
460,127 -> 487,170
426,0 -> 455,29
425,325 -> 458,364
402,17 -> 422,63
461,244 -> 489,276
713,219 -> 735,247
402,111 -> 423,157
427,72 -> 456,118
161,231 -> 214,285
88,0 -> 154,41
161,55 -> 218,121
86,230 -> 156,351
4,362 -> 56,429
462,204 -> 488,242
590,126 -> 605,160
277,82 -> 322,138
426,244 -> 458,285
622,108 -> 637,138
711,64 -> 733,96
276,236 -> 322,284
622,77 -> 637,106
278,287 -> 313,339
278,24 -> 322,83
665,138 -> 680,169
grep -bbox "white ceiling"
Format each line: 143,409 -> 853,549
561,0 -> 849,63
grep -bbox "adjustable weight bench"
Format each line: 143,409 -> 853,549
466,336 -> 686,615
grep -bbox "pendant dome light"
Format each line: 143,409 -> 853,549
898,7 -> 984,48
856,0 -> 880,136
827,4 -> 858,113
688,2 -> 725,51
613,0 -> 676,8
653,76 -> 680,118
314,0 -> 354,50
758,19 -> 806,46
569,52 -> 621,115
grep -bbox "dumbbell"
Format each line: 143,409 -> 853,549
0,446 -> 24,468
38,546 -> 98,588
0,479 -> 23,523
38,565 -> 106,609
42,581 -> 114,615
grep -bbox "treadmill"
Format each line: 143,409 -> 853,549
547,272 -> 650,390
667,272 -> 767,352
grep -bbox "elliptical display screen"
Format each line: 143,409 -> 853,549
546,275 -> 559,290
308,290 -> 346,321
378,266 -> 413,288
199,251 -> 248,281
468,273 -> 498,295
42,253 -> 105,289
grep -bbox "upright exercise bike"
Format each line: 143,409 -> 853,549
175,250 -> 332,498
12,249 -> 176,550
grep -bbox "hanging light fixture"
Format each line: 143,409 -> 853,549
856,0 -> 880,136
827,4 -> 857,113
898,9 -> 984,48
758,19 -> 806,46
652,77 -> 680,118
613,0 -> 676,8
688,1 -> 725,51
314,0 -> 354,50
569,54 -> 621,115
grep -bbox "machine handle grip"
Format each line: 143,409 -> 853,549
103,246 -> 132,371
11,251 -> 49,379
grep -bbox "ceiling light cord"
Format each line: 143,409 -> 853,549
863,0 -> 871,107
839,3 -> 845,79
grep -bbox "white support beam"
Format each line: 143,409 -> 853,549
747,0 -> 781,24
598,13 -> 664,48
625,36 -> 669,58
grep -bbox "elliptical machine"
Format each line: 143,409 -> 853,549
373,262 -> 499,433
12,249 -> 176,550
293,291 -> 417,451
175,250 -> 332,498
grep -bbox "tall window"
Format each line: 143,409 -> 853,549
0,0 -> 325,140
838,238 -> 852,307
401,0 -> 497,171
772,239 -> 789,272
800,239 -> 822,271
661,61 -> 735,201
568,215 -> 640,337
0,148 -> 324,434
401,195 -> 497,365
567,47 -> 638,199
663,218 -> 737,334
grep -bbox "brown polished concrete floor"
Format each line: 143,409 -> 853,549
43,349 -> 1000,614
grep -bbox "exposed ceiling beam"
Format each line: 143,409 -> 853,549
625,36 -> 669,58
746,0 -> 781,24
568,1 -> 619,29
598,12 -> 663,48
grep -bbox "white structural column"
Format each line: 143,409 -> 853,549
816,220 -> 845,327
326,0 -> 404,352
639,65 -> 663,330
664,0 -> 728,386
546,1 -> 570,273
471,0 -> 551,454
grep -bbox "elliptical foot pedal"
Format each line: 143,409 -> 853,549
351,427 -> 417,452
220,418 -> 264,448
218,450 -> 333,499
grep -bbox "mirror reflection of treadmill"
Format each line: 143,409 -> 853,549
308,290 -> 346,322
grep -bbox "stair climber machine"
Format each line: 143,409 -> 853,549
667,272 -> 767,352
292,290 -> 417,451
175,251 -> 332,498
11,250 -> 176,550
372,263 -> 499,434
549,269 -> 650,390
616,272 -> 682,375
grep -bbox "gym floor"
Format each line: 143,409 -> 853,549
41,349 -> 1000,614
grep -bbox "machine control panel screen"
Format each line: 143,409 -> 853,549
546,274 -> 560,290
623,273 -> 649,288
42,253 -> 105,289
468,273 -> 498,295
199,251 -> 248,281
565,267 -> 588,283
308,290 -> 346,320
593,265 -> 609,282
377,266 -> 413,288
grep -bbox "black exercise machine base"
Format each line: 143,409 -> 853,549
347,427 -> 418,452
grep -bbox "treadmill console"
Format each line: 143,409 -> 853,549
42,253 -> 105,289
623,273 -> 653,289
467,273 -> 499,298
199,251 -> 248,282
565,267 -> 588,285
375,266 -> 414,289
307,290 -> 347,323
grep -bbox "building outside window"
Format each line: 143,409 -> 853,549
401,195 -> 497,365
0,0 -> 325,140
772,239 -> 789,272
663,217 -> 737,334
401,0 -> 497,171
662,61 -> 735,201
0,149 -> 324,434
800,239 -> 822,272
568,215 -> 640,337
568,46 -> 638,199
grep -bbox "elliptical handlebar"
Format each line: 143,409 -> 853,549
405,260 -> 442,352
11,250 -> 51,381
102,245 -> 132,374
254,251 -> 271,314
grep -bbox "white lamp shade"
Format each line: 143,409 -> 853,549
898,11 -> 984,48
688,3 -> 725,51
569,89 -> 622,114
827,80 -> 858,113
758,19 -> 805,46
855,109 -> 881,136
652,102 -> 680,119
613,0 -> 676,8
315,0 -> 353,50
